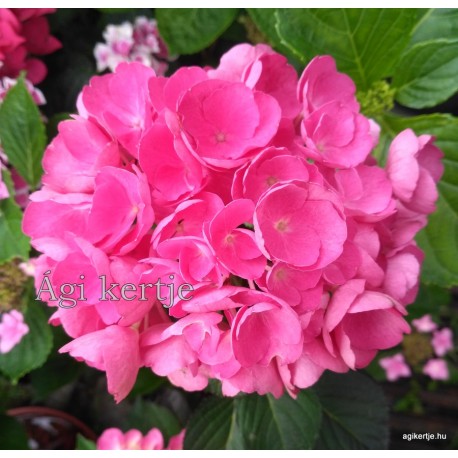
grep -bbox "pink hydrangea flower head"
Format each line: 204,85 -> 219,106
382,244 -> 423,306
423,358 -> 449,381
177,79 -> 281,168
151,192 -> 224,248
60,325 -> 140,403
298,55 -> 359,116
0,8 -> 61,84
231,291 -> 303,367
94,17 -> 171,75
387,129 -> 444,214
141,312 -> 224,391
0,310 -> 29,353
326,165 -> 395,221
102,22 -> 134,58
22,45 -> 443,400
233,146 -> 316,203
412,314 -> 438,333
324,280 -> 410,369
0,10 -> 24,62
322,240 -> 362,286
157,235 -> 227,286
207,43 -> 270,82
97,427 -> 185,450
86,166 -> 155,255
206,199 -> 266,279
139,123 -> 207,210
41,116 -> 122,194
11,8 -> 61,56
301,101 -> 373,168
81,62 -> 156,157
379,353 -> 411,381
254,181 -> 347,269
208,43 -> 301,119
149,66 -> 208,114
265,262 -> 322,313
431,328 -> 453,357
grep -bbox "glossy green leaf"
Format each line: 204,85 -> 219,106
411,9 -> 458,45
0,414 -> 29,449
275,9 -> 422,90
0,303 -> 53,382
314,372 -> 389,449
393,39 -> 458,108
127,399 -> 181,441
76,434 -> 96,450
156,9 -> 238,55
235,391 -> 321,449
127,367 -> 165,399
29,352 -> 81,401
246,9 -> 294,59
0,169 -> 30,263
407,283 -> 452,321
184,397 -> 237,449
0,77 -> 46,188
185,391 -> 321,450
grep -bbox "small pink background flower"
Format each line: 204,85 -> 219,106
379,353 -> 411,381
423,359 -> 449,381
0,310 -> 29,353
431,328 -> 453,357
96,427 -> 185,450
412,314 -> 438,333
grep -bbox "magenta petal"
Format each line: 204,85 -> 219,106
60,325 -> 139,403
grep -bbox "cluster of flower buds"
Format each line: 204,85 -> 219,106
380,314 -> 453,381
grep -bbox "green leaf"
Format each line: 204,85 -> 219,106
185,391 -> 321,450
0,414 -> 29,449
408,283 -> 451,320
235,391 -> 321,449
246,9 -> 295,59
0,303 -> 53,382
393,39 -> 458,108
29,354 -> 81,401
156,9 -> 238,55
184,397 -> 237,450
314,372 -> 389,449
379,113 -> 458,287
0,374 -> 31,411
127,367 -> 165,399
127,399 -> 181,441
411,9 -> 458,45
0,77 -> 46,189
76,434 -> 96,450
0,169 -> 30,263
275,9 -> 423,90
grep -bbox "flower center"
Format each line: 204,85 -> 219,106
225,234 -> 235,245
215,132 -> 226,143
266,176 -> 277,186
274,268 -> 287,280
275,219 -> 289,232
